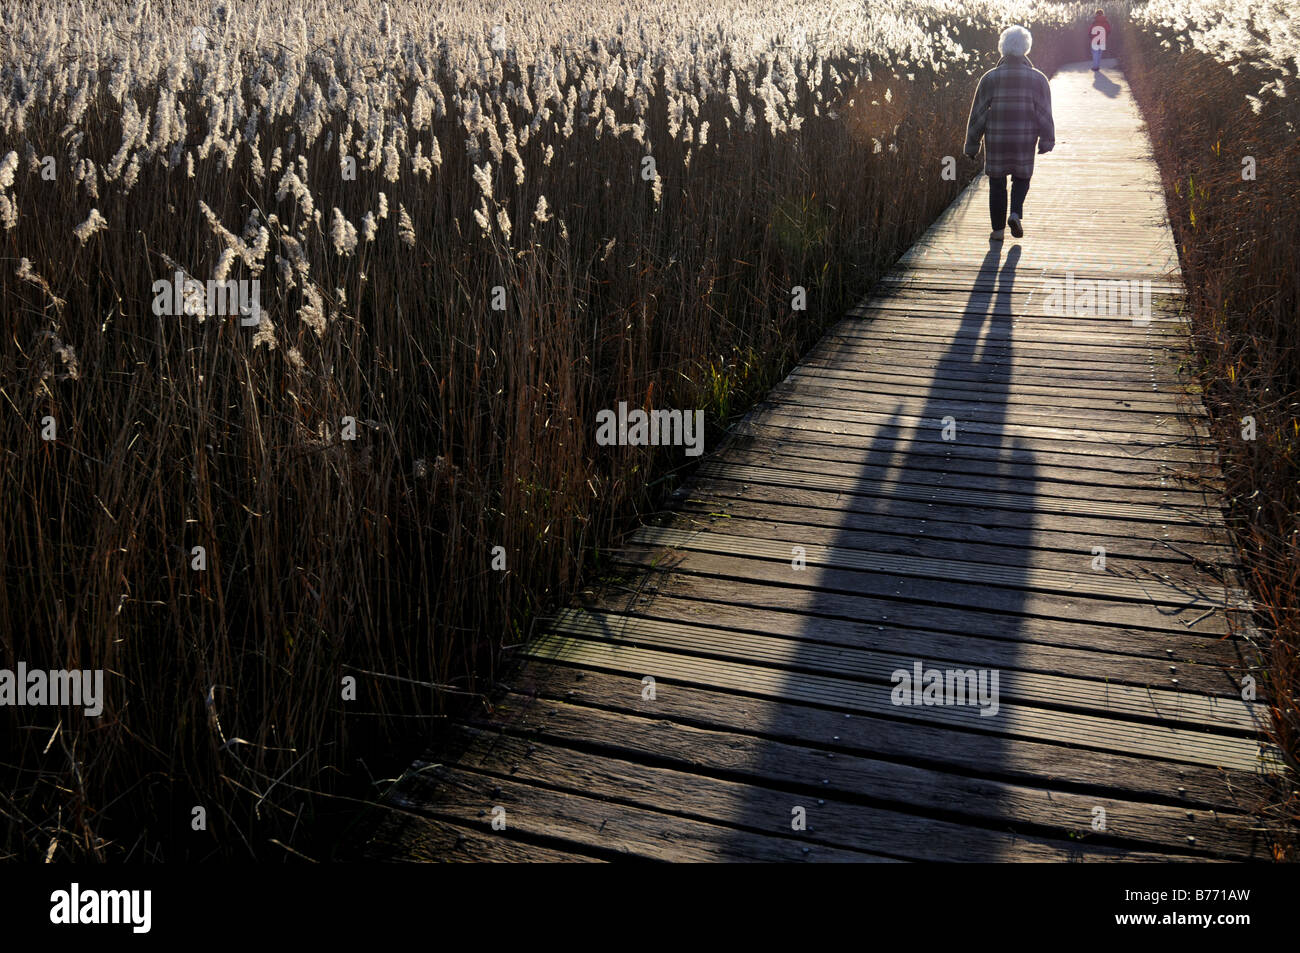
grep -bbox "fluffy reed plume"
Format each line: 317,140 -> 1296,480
71,208 -> 108,244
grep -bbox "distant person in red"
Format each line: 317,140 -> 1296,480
1090,9 -> 1112,71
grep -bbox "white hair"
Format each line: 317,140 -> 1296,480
999,25 -> 1032,57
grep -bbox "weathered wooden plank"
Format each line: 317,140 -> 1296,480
630,525 -> 1250,610
770,374 -> 1208,424
852,314 -> 1189,336
713,444 -> 1215,507
655,509 -> 1240,594
546,607 -> 1262,730
834,322 -> 1194,355
747,400 -> 1214,454
850,286 -> 1186,308
848,322 -> 1191,348
394,758 -> 896,862
362,811 -> 604,862
522,636 -> 1274,772
783,366 -> 1206,415
797,355 -> 1201,394
724,413 -> 1217,473
569,596 -> 1249,692
817,332 -> 1196,372
765,384 -> 1212,441
677,477 -> 1232,558
810,326 -> 1192,364
692,461 -> 1222,528
799,351 -> 1198,390
870,275 -> 1185,295
436,726 -> 1202,861
507,665 -> 1271,812
670,491 -> 1237,568
741,407 -> 1212,465
476,694 -> 1265,858
728,419 -> 1225,485
678,485 -> 1225,565
894,249 -> 1181,275
602,559 -> 1250,665
611,543 -> 1232,637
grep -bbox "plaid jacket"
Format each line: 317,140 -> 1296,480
964,55 -> 1055,179
1090,15 -> 1112,49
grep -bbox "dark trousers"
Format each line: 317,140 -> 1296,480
988,173 -> 1031,229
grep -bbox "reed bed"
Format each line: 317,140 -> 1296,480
2,0 -> 1100,860
1124,1 -> 1300,856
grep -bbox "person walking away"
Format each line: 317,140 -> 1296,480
1090,9 -> 1112,71
964,25 -> 1055,242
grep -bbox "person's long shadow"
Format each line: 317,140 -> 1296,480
723,238 -> 1041,860
1093,69 -> 1121,98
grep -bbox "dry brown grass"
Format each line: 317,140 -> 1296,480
1121,12 -> 1300,857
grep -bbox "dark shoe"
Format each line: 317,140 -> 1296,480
1008,213 -> 1023,238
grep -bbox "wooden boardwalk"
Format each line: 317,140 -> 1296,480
365,61 -> 1278,861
